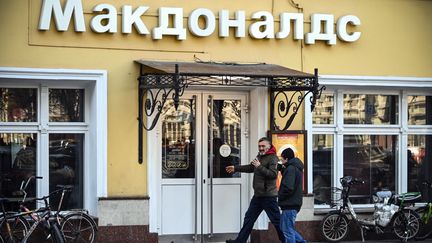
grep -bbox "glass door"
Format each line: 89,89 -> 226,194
159,92 -> 248,242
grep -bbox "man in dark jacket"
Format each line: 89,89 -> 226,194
278,148 -> 306,243
225,137 -> 284,243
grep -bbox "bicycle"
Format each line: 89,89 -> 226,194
20,176 -> 98,243
18,176 -> 65,243
415,181 -> 432,240
320,176 -> 421,242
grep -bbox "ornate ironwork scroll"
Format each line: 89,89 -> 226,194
270,69 -> 325,131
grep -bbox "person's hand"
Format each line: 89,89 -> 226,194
251,158 -> 261,168
226,165 -> 235,174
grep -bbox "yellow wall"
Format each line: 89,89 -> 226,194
0,0 -> 431,197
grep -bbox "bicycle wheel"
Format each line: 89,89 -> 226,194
0,215 -> 29,243
0,234 -> 4,243
392,209 -> 421,241
320,211 -> 350,242
415,207 -> 432,240
61,212 -> 97,243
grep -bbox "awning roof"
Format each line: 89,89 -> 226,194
135,60 -> 314,78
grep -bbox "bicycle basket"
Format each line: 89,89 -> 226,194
329,187 -> 343,208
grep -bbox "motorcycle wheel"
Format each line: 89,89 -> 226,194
392,209 -> 421,241
320,211 -> 350,242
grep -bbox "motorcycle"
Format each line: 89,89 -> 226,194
320,176 -> 421,242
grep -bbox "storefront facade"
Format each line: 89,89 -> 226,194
0,0 -> 431,242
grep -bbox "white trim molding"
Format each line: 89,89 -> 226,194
0,67 -> 108,216
319,75 -> 432,88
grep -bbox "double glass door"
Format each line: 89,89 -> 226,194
159,92 -> 248,241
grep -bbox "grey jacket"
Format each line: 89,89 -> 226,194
234,146 -> 279,197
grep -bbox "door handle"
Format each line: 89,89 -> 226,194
203,179 -> 206,184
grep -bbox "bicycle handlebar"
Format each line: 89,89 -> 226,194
20,176 -> 43,191
19,176 -> 73,204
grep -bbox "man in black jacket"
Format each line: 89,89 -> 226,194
278,148 -> 306,243
225,137 -> 284,243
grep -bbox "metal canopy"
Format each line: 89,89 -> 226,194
135,60 -> 325,163
135,60 -> 313,77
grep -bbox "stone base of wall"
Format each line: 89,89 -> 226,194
97,225 -> 158,243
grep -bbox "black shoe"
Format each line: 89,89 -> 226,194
226,240 -> 237,243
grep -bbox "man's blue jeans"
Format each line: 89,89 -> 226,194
235,196 -> 284,243
280,209 -> 306,243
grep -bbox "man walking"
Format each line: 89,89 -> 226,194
225,137 -> 284,243
278,148 -> 306,243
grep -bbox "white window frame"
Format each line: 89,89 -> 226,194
0,67 -> 107,216
307,75 -> 432,210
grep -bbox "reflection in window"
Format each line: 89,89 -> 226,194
49,89 -> 84,122
408,135 -> 432,202
0,88 -> 37,122
209,100 -> 241,178
343,135 -> 397,204
408,96 -> 432,125
312,134 -> 333,205
344,94 -> 398,125
162,99 -> 195,179
49,134 -> 84,209
313,94 -> 334,124
0,133 -> 37,209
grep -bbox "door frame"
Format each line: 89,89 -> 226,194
148,87 -> 270,234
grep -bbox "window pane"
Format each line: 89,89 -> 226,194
313,94 -> 334,124
0,88 -> 37,122
0,133 -> 37,209
343,135 -> 397,204
162,99 -> 195,179
49,89 -> 84,122
209,99 -> 241,178
49,134 -> 84,209
313,134 -> 333,205
408,96 -> 432,125
344,94 -> 398,125
408,135 -> 432,202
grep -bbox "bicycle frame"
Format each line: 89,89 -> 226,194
17,176 -> 65,243
21,206 -> 54,243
